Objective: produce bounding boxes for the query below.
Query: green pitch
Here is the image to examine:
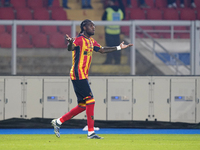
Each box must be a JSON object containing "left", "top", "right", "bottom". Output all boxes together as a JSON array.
[{"left": 0, "top": 134, "right": 200, "bottom": 150}]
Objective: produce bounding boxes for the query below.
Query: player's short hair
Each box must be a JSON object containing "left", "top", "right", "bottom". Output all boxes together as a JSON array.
[{"left": 80, "top": 19, "right": 93, "bottom": 34}]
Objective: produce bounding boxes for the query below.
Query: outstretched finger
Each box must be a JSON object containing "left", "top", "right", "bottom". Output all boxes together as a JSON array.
[{"left": 66, "top": 34, "right": 71, "bottom": 40}]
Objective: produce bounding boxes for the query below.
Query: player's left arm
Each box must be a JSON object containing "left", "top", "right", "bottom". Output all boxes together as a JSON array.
[
  {"left": 66, "top": 34, "right": 75, "bottom": 51},
  {"left": 98, "top": 41, "right": 133, "bottom": 54}
]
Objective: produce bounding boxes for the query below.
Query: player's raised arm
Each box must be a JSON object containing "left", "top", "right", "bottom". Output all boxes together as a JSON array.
[
  {"left": 66, "top": 34, "right": 75, "bottom": 51},
  {"left": 98, "top": 41, "right": 133, "bottom": 54}
]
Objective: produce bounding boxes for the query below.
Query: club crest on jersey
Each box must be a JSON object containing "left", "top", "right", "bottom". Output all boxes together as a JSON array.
[{"left": 84, "top": 51, "right": 92, "bottom": 56}]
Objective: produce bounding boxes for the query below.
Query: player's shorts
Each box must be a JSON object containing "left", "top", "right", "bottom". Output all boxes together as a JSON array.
[{"left": 71, "top": 79, "right": 93, "bottom": 104}]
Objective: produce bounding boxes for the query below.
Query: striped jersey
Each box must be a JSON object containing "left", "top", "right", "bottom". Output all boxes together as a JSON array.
[{"left": 70, "top": 34, "right": 102, "bottom": 80}]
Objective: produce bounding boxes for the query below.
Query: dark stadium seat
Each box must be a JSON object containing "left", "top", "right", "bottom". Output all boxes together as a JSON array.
[
  {"left": 32, "top": 33, "right": 49, "bottom": 48},
  {"left": 33, "top": 8, "right": 50, "bottom": 20},
  {"left": 0, "top": 8, "right": 15, "bottom": 20},
  {"left": 27, "top": 0, "right": 44, "bottom": 9},
  {"left": 146, "top": 9, "right": 163, "bottom": 20},
  {"left": 17, "top": 33, "right": 33, "bottom": 48},
  {"left": 16, "top": 8, "right": 33, "bottom": 20},
  {"left": 129, "top": 9, "right": 146, "bottom": 20},
  {"left": 51, "top": 8, "right": 67, "bottom": 20},
  {"left": 6, "top": 25, "right": 23, "bottom": 34},
  {"left": 155, "top": 0, "right": 167, "bottom": 8},
  {"left": 180, "top": 9, "right": 196, "bottom": 20},
  {"left": 163, "top": 9, "right": 179, "bottom": 20},
  {"left": 24, "top": 25, "right": 40, "bottom": 35},
  {"left": 41, "top": 25, "right": 58, "bottom": 35},
  {"left": 0, "top": 32, "right": 11, "bottom": 48},
  {"left": 10, "top": 0, "right": 26, "bottom": 9},
  {"left": 49, "top": 32, "right": 67, "bottom": 48}
]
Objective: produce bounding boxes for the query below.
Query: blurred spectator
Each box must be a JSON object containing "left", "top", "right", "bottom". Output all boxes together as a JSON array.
[
  {"left": 0, "top": 0, "right": 12, "bottom": 7},
  {"left": 167, "top": 0, "right": 196, "bottom": 8},
  {"left": 139, "top": 0, "right": 149, "bottom": 8},
  {"left": 127, "top": 0, "right": 132, "bottom": 8},
  {"left": 48, "top": 0, "right": 70, "bottom": 9},
  {"left": 102, "top": 0, "right": 124, "bottom": 64},
  {"left": 82, "top": 0, "right": 92, "bottom": 9},
  {"left": 124, "top": 0, "right": 149, "bottom": 8}
]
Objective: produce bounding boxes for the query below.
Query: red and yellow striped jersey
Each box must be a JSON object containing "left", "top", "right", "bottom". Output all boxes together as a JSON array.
[{"left": 70, "top": 34, "right": 102, "bottom": 80}]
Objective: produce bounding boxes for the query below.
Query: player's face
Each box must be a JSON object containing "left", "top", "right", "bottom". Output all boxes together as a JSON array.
[{"left": 85, "top": 22, "right": 95, "bottom": 36}]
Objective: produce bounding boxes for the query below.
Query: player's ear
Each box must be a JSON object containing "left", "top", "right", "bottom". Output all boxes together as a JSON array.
[{"left": 83, "top": 26, "right": 86, "bottom": 31}]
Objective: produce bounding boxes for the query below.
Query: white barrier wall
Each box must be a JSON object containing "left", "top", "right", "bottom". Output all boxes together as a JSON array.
[{"left": 0, "top": 76, "right": 199, "bottom": 123}]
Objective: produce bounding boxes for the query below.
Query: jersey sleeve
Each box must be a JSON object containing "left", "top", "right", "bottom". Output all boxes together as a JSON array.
[
  {"left": 73, "top": 37, "right": 82, "bottom": 47},
  {"left": 93, "top": 39, "right": 102, "bottom": 52}
]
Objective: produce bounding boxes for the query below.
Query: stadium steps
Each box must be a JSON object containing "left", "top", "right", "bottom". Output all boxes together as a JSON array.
[
  {"left": 134, "top": 39, "right": 176, "bottom": 75},
  {"left": 0, "top": 48, "right": 72, "bottom": 75}
]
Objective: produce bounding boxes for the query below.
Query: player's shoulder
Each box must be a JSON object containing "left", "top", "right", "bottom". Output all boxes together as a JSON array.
[
  {"left": 74, "top": 34, "right": 83, "bottom": 41},
  {"left": 90, "top": 37, "right": 96, "bottom": 42}
]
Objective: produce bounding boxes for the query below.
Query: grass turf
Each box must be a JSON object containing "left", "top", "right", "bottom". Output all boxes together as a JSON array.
[{"left": 0, "top": 134, "right": 200, "bottom": 150}]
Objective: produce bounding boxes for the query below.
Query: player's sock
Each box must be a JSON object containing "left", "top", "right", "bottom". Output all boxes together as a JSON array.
[
  {"left": 88, "top": 131, "right": 95, "bottom": 136},
  {"left": 58, "top": 103, "right": 86, "bottom": 124},
  {"left": 86, "top": 98, "right": 95, "bottom": 134}
]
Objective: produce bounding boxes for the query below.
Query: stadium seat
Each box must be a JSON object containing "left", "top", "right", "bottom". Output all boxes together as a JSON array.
[
  {"left": 59, "top": 26, "right": 71, "bottom": 35},
  {"left": 137, "top": 26, "right": 153, "bottom": 30},
  {"left": 145, "top": 0, "right": 155, "bottom": 8},
  {"left": 47, "top": 0, "right": 61, "bottom": 8},
  {"left": 6, "top": 25, "right": 23, "bottom": 34},
  {"left": 17, "top": 33, "right": 33, "bottom": 48},
  {"left": 197, "top": 10, "right": 200, "bottom": 20},
  {"left": 130, "top": 0, "right": 138, "bottom": 8},
  {"left": 121, "top": 26, "right": 130, "bottom": 36},
  {"left": 24, "top": 25, "right": 41, "bottom": 35},
  {"left": 0, "top": 32, "right": 11, "bottom": 48},
  {"left": 146, "top": 33, "right": 160, "bottom": 38},
  {"left": 51, "top": 8, "right": 67, "bottom": 20},
  {"left": 174, "top": 26, "right": 188, "bottom": 30},
  {"left": 163, "top": 9, "right": 179, "bottom": 20},
  {"left": 16, "top": 8, "right": 33, "bottom": 20},
  {"left": 33, "top": 8, "right": 50, "bottom": 20},
  {"left": 174, "top": 33, "right": 190, "bottom": 39},
  {"left": 49, "top": 32, "right": 67, "bottom": 48},
  {"left": 159, "top": 33, "right": 171, "bottom": 39},
  {"left": 194, "top": 0, "right": 200, "bottom": 8},
  {"left": 155, "top": 0, "right": 167, "bottom": 8},
  {"left": 0, "top": 8, "right": 15, "bottom": 20},
  {"left": 0, "top": 25, "right": 6, "bottom": 34},
  {"left": 32, "top": 33, "right": 49, "bottom": 48},
  {"left": 10, "top": 0, "right": 26, "bottom": 9},
  {"left": 41, "top": 26, "right": 58, "bottom": 35},
  {"left": 154, "top": 26, "right": 170, "bottom": 30},
  {"left": 180, "top": 9, "right": 196, "bottom": 20},
  {"left": 27, "top": 0, "right": 44, "bottom": 9},
  {"left": 129, "top": 9, "right": 146, "bottom": 20},
  {"left": 146, "top": 9, "right": 163, "bottom": 20}
]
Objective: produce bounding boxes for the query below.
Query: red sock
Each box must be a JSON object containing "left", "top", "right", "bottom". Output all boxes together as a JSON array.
[
  {"left": 60, "top": 104, "right": 86, "bottom": 123},
  {"left": 86, "top": 98, "right": 95, "bottom": 132}
]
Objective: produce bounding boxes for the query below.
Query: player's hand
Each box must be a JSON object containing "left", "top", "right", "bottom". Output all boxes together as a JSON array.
[
  {"left": 66, "top": 34, "right": 74, "bottom": 43},
  {"left": 120, "top": 41, "right": 133, "bottom": 49}
]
